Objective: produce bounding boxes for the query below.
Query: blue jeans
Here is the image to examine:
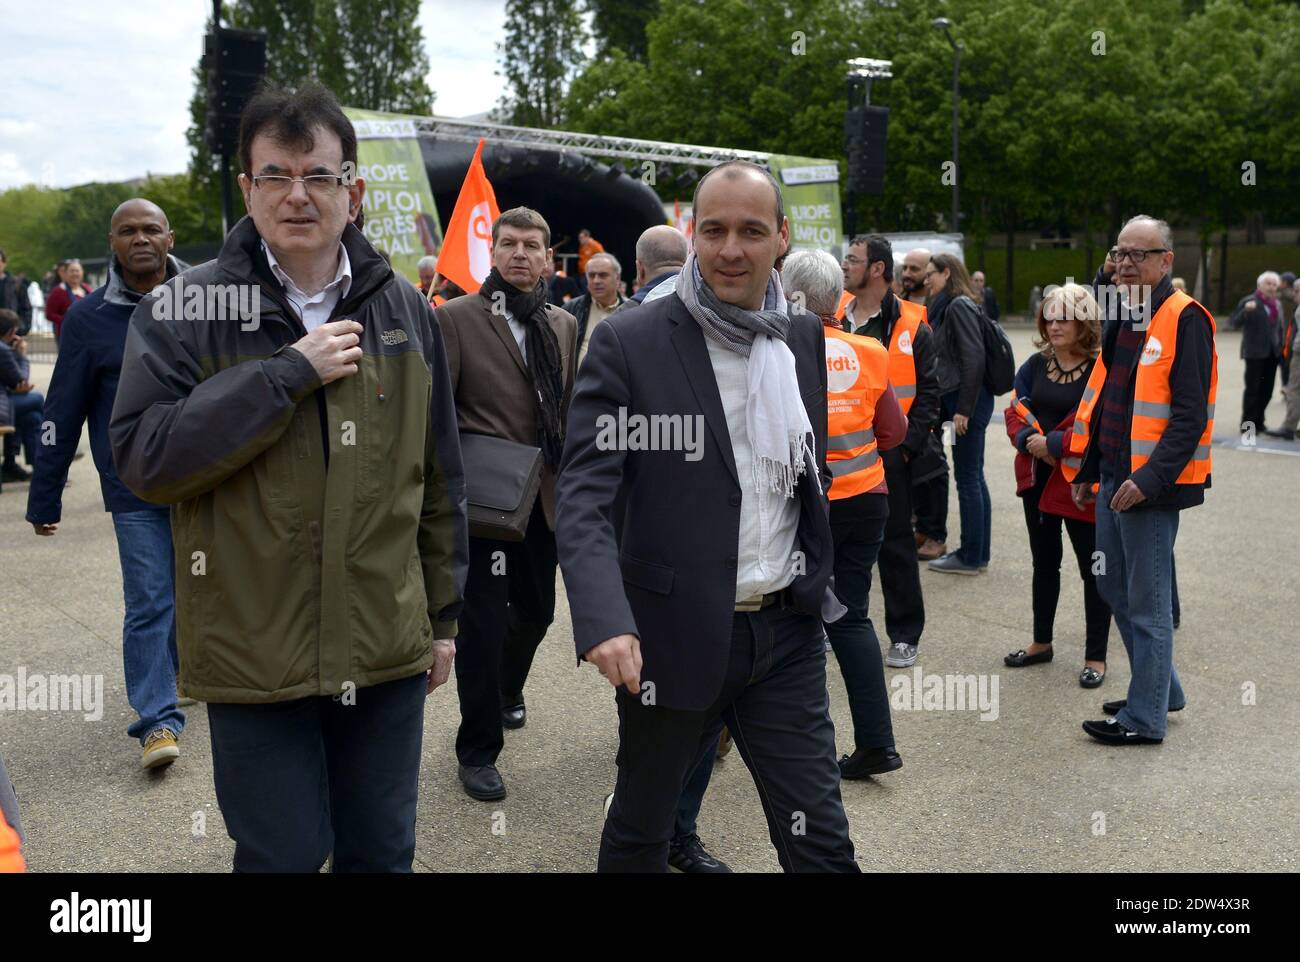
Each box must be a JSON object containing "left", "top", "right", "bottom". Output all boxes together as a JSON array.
[
  {"left": 112, "top": 510, "right": 184, "bottom": 744},
  {"left": 1094, "top": 473, "right": 1186, "bottom": 739},
  {"left": 943, "top": 387, "right": 994, "bottom": 567},
  {"left": 3, "top": 390, "right": 43, "bottom": 466}
]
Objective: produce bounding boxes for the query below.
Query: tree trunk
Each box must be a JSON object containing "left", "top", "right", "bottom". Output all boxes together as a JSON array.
[
  {"left": 1005, "top": 212, "right": 1016, "bottom": 315},
  {"left": 1218, "top": 230, "right": 1230, "bottom": 313}
]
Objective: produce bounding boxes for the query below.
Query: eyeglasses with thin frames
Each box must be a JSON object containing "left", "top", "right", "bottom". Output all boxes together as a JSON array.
[{"left": 251, "top": 174, "right": 349, "bottom": 197}]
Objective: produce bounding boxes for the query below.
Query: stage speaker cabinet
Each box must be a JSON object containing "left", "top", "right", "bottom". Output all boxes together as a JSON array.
[
  {"left": 845, "top": 105, "right": 889, "bottom": 195},
  {"left": 203, "top": 27, "right": 268, "bottom": 156}
]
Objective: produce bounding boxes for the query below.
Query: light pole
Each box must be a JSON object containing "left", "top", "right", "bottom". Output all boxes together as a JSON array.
[{"left": 932, "top": 17, "right": 961, "bottom": 234}]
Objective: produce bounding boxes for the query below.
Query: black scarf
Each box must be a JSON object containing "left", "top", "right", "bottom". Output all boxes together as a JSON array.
[{"left": 479, "top": 268, "right": 566, "bottom": 469}]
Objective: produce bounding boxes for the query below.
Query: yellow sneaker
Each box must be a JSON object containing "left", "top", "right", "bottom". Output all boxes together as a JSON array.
[{"left": 141, "top": 729, "right": 180, "bottom": 770}]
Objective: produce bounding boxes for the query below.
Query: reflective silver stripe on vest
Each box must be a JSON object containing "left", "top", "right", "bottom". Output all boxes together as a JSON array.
[
  {"left": 894, "top": 384, "right": 917, "bottom": 399},
  {"left": 1082, "top": 385, "right": 1097, "bottom": 403},
  {"left": 1073, "top": 420, "right": 1087, "bottom": 436},
  {"left": 1132, "top": 400, "right": 1216, "bottom": 420},
  {"left": 1132, "top": 400, "right": 1172, "bottom": 419},
  {"left": 1062, "top": 457, "right": 1082, "bottom": 470},
  {"left": 829, "top": 448, "right": 881, "bottom": 476},
  {"left": 1131, "top": 440, "right": 1211, "bottom": 461},
  {"left": 828, "top": 428, "right": 876, "bottom": 452}
]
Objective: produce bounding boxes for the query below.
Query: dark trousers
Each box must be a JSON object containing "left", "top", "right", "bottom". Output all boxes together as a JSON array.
[
  {"left": 826, "top": 494, "right": 894, "bottom": 751},
  {"left": 1241, "top": 356, "right": 1278, "bottom": 431},
  {"left": 912, "top": 426, "right": 949, "bottom": 542},
  {"left": 673, "top": 714, "right": 727, "bottom": 844},
  {"left": 455, "top": 502, "right": 557, "bottom": 766},
  {"left": 1022, "top": 473, "right": 1111, "bottom": 663},
  {"left": 877, "top": 447, "right": 925, "bottom": 647},
  {"left": 600, "top": 604, "right": 858, "bottom": 873},
  {"left": 206, "top": 673, "right": 427, "bottom": 873}
]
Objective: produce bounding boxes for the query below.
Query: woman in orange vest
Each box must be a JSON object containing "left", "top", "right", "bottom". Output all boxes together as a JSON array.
[
  {"left": 783, "top": 251, "right": 909, "bottom": 780},
  {"left": 1002, "top": 284, "right": 1111, "bottom": 688}
]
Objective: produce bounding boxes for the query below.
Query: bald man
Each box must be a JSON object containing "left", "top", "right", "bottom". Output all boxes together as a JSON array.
[
  {"left": 26, "top": 198, "right": 191, "bottom": 771},
  {"left": 617, "top": 224, "right": 689, "bottom": 311},
  {"left": 899, "top": 248, "right": 931, "bottom": 305}
]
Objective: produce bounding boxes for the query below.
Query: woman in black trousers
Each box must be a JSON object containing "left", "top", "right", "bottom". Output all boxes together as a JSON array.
[{"left": 1002, "top": 284, "right": 1111, "bottom": 687}]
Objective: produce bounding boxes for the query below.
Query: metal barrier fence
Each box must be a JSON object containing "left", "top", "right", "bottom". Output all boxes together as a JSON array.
[{"left": 25, "top": 332, "right": 59, "bottom": 365}]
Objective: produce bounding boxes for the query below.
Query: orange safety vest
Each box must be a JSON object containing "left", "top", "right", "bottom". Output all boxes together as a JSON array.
[
  {"left": 0, "top": 808, "right": 24, "bottom": 873},
  {"left": 836, "top": 295, "right": 928, "bottom": 416},
  {"left": 824, "top": 325, "right": 890, "bottom": 499},
  {"left": 1062, "top": 290, "right": 1218, "bottom": 485}
]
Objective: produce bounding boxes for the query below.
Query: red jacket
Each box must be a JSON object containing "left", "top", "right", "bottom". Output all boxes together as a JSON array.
[
  {"left": 1004, "top": 403, "right": 1094, "bottom": 523},
  {"left": 45, "top": 283, "right": 93, "bottom": 335}
]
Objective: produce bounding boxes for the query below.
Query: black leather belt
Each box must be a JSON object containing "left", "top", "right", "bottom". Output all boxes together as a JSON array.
[{"left": 735, "top": 587, "right": 795, "bottom": 612}]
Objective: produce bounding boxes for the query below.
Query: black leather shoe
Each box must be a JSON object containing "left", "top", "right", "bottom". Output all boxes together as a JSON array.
[
  {"left": 839, "top": 746, "right": 903, "bottom": 779},
  {"left": 1, "top": 464, "right": 32, "bottom": 483},
  {"left": 1102, "top": 699, "right": 1185, "bottom": 716},
  {"left": 502, "top": 701, "right": 526, "bottom": 730},
  {"left": 1004, "top": 647, "right": 1053, "bottom": 667},
  {"left": 1078, "top": 667, "right": 1105, "bottom": 689},
  {"left": 667, "top": 835, "right": 732, "bottom": 873},
  {"left": 458, "top": 763, "right": 507, "bottom": 801},
  {"left": 1082, "top": 718, "right": 1162, "bottom": 745}
]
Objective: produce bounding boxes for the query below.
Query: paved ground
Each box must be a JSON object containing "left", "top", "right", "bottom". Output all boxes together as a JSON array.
[{"left": 1, "top": 326, "right": 1296, "bottom": 873}]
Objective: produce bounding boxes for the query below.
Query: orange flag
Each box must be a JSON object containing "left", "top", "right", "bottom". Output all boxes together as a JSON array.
[{"left": 436, "top": 138, "right": 500, "bottom": 294}]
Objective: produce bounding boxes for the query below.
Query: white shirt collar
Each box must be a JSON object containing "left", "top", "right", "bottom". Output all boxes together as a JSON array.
[{"left": 262, "top": 240, "right": 352, "bottom": 302}]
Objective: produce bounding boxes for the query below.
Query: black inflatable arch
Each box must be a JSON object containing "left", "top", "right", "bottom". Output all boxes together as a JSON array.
[{"left": 419, "top": 137, "right": 668, "bottom": 282}]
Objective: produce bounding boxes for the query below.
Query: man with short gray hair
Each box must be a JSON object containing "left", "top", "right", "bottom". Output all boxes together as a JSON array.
[
  {"left": 780, "top": 249, "right": 843, "bottom": 321},
  {"left": 416, "top": 255, "right": 439, "bottom": 301},
  {"left": 568, "top": 251, "right": 626, "bottom": 363}
]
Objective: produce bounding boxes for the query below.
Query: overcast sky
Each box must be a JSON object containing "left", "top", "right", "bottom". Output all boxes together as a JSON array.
[{"left": 0, "top": 0, "right": 509, "bottom": 190}]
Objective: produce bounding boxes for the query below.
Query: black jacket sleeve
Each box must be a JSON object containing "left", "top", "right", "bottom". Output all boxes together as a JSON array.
[
  {"left": 25, "top": 306, "right": 94, "bottom": 525},
  {"left": 1129, "top": 304, "right": 1214, "bottom": 499},
  {"left": 902, "top": 319, "right": 941, "bottom": 455},
  {"left": 418, "top": 310, "right": 469, "bottom": 639},
  {"left": 948, "top": 296, "right": 986, "bottom": 416},
  {"left": 555, "top": 317, "right": 639, "bottom": 659},
  {"left": 0, "top": 343, "right": 22, "bottom": 389}
]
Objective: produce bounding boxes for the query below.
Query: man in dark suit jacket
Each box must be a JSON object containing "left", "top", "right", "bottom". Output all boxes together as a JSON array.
[
  {"left": 557, "top": 162, "right": 858, "bottom": 872},
  {"left": 434, "top": 207, "right": 577, "bottom": 802}
]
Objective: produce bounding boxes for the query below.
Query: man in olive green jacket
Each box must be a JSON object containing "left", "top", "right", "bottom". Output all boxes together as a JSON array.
[{"left": 110, "top": 83, "right": 467, "bottom": 872}]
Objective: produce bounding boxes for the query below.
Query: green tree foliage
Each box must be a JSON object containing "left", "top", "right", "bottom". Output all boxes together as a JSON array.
[
  {"left": 588, "top": 0, "right": 660, "bottom": 60},
  {"left": 496, "top": 0, "right": 589, "bottom": 127},
  {"left": 561, "top": 0, "right": 1299, "bottom": 259},
  {"left": 185, "top": 0, "right": 434, "bottom": 231}
]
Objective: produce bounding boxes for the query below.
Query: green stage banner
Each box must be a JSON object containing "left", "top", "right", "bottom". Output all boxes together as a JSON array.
[
  {"left": 767, "top": 154, "right": 843, "bottom": 253},
  {"left": 343, "top": 107, "right": 442, "bottom": 281}
]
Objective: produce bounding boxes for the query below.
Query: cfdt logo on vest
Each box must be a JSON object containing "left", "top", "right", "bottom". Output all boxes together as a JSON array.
[{"left": 825, "top": 339, "right": 861, "bottom": 392}]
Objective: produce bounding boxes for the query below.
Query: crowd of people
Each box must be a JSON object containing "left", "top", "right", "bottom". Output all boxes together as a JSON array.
[{"left": 0, "top": 78, "right": 1238, "bottom": 874}]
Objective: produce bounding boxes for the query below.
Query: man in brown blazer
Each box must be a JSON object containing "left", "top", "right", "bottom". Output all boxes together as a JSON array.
[{"left": 433, "top": 207, "right": 577, "bottom": 801}]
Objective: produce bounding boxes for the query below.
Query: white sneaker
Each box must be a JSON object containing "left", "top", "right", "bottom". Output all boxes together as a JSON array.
[{"left": 886, "top": 642, "right": 918, "bottom": 668}]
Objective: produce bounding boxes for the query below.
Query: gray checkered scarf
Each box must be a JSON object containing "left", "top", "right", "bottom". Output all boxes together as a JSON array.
[{"left": 676, "top": 253, "right": 812, "bottom": 497}]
